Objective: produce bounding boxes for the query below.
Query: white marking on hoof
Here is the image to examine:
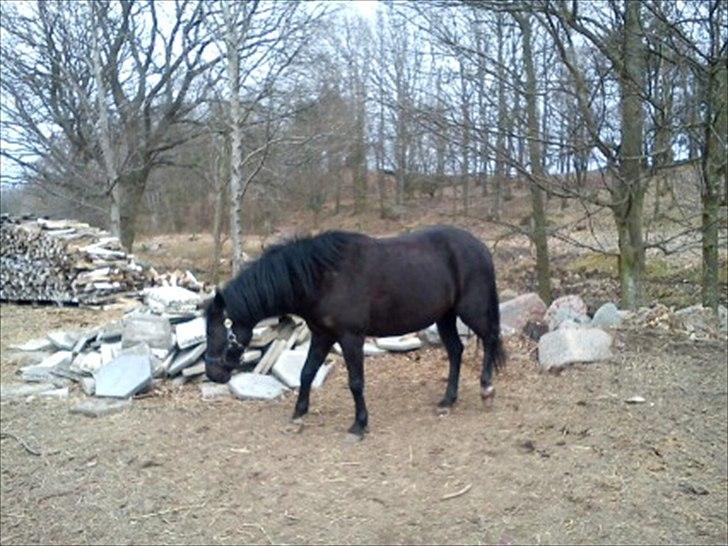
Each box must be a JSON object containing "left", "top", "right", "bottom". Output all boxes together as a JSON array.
[{"left": 481, "top": 385, "right": 495, "bottom": 399}]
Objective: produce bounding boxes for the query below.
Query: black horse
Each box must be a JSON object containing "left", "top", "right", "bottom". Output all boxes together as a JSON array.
[{"left": 204, "top": 225, "right": 505, "bottom": 437}]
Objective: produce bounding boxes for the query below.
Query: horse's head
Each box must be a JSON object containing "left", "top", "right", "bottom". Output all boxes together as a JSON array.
[{"left": 203, "top": 290, "right": 253, "bottom": 383}]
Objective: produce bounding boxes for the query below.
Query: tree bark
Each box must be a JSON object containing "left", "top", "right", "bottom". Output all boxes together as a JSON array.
[
  {"left": 517, "top": 13, "right": 553, "bottom": 304},
  {"left": 701, "top": 9, "right": 727, "bottom": 310},
  {"left": 110, "top": 169, "right": 148, "bottom": 252},
  {"left": 615, "top": 1, "right": 647, "bottom": 309}
]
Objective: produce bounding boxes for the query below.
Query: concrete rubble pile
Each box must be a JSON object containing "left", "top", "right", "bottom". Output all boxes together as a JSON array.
[{"left": 0, "top": 214, "right": 205, "bottom": 304}]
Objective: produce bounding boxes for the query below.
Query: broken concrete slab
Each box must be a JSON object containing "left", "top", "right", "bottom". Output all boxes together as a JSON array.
[
  {"left": 500, "top": 292, "right": 548, "bottom": 331},
  {"left": 70, "top": 351, "right": 103, "bottom": 374},
  {"left": 121, "top": 314, "right": 173, "bottom": 350},
  {"left": 250, "top": 325, "right": 278, "bottom": 348},
  {"left": 167, "top": 343, "right": 206, "bottom": 377},
  {"left": 456, "top": 318, "right": 472, "bottom": 336},
  {"left": 182, "top": 362, "right": 205, "bottom": 378},
  {"left": 70, "top": 398, "right": 131, "bottom": 418},
  {"left": 271, "top": 349, "right": 333, "bottom": 389},
  {"left": 175, "top": 316, "right": 206, "bottom": 350},
  {"left": 47, "top": 330, "right": 82, "bottom": 350},
  {"left": 200, "top": 383, "right": 231, "bottom": 400},
  {"left": 96, "top": 321, "right": 123, "bottom": 342},
  {"left": 375, "top": 335, "right": 423, "bottom": 352},
  {"left": 94, "top": 351, "right": 152, "bottom": 398},
  {"left": 228, "top": 373, "right": 288, "bottom": 400},
  {"left": 37, "top": 350, "right": 73, "bottom": 370},
  {"left": 1, "top": 382, "right": 58, "bottom": 400},
  {"left": 419, "top": 324, "right": 441, "bottom": 345},
  {"left": 100, "top": 342, "right": 122, "bottom": 365},
  {"left": 538, "top": 328, "right": 613, "bottom": 371},
  {"left": 81, "top": 377, "right": 95, "bottom": 396},
  {"left": 20, "top": 364, "right": 58, "bottom": 383},
  {"left": 242, "top": 349, "right": 262, "bottom": 364},
  {"left": 9, "top": 338, "right": 54, "bottom": 352},
  {"left": 144, "top": 286, "right": 201, "bottom": 314}
]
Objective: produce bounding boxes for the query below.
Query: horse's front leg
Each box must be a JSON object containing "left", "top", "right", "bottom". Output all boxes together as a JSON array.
[
  {"left": 338, "top": 333, "right": 368, "bottom": 437},
  {"left": 292, "top": 333, "right": 335, "bottom": 421}
]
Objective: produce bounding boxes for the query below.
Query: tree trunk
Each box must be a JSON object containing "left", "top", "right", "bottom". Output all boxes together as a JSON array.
[
  {"left": 224, "top": 3, "right": 245, "bottom": 275},
  {"left": 701, "top": 17, "right": 727, "bottom": 310},
  {"left": 492, "top": 16, "right": 506, "bottom": 220},
  {"left": 110, "top": 169, "right": 148, "bottom": 252},
  {"left": 517, "top": 13, "right": 553, "bottom": 304},
  {"left": 615, "top": 0, "right": 646, "bottom": 309}
]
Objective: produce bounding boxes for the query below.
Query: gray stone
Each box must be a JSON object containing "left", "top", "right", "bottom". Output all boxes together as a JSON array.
[
  {"left": 167, "top": 343, "right": 207, "bottom": 376},
  {"left": 96, "top": 322, "right": 123, "bottom": 342},
  {"left": 591, "top": 303, "right": 623, "bottom": 329},
  {"left": 144, "top": 286, "right": 201, "bottom": 314},
  {"left": 70, "top": 351, "right": 103, "bottom": 374},
  {"left": 557, "top": 318, "right": 588, "bottom": 330},
  {"left": 271, "top": 349, "right": 332, "bottom": 389},
  {"left": 550, "top": 307, "right": 591, "bottom": 330},
  {"left": 375, "top": 335, "right": 422, "bottom": 352},
  {"left": 154, "top": 351, "right": 176, "bottom": 378},
  {"left": 545, "top": 295, "right": 589, "bottom": 331},
  {"left": 200, "top": 383, "right": 232, "bottom": 400},
  {"left": 182, "top": 362, "right": 205, "bottom": 377},
  {"left": 175, "top": 317, "right": 206, "bottom": 349},
  {"left": 94, "top": 351, "right": 152, "bottom": 398},
  {"left": 625, "top": 396, "right": 646, "bottom": 404},
  {"left": 500, "top": 293, "right": 547, "bottom": 331},
  {"left": 20, "top": 364, "right": 57, "bottom": 383},
  {"left": 1, "top": 383, "right": 57, "bottom": 400},
  {"left": 9, "top": 338, "right": 54, "bottom": 352},
  {"left": 81, "top": 377, "right": 96, "bottom": 396},
  {"left": 228, "top": 373, "right": 288, "bottom": 400},
  {"left": 538, "top": 328, "right": 613, "bottom": 371},
  {"left": 47, "top": 330, "right": 82, "bottom": 350},
  {"left": 122, "top": 314, "right": 173, "bottom": 350},
  {"left": 70, "top": 398, "right": 131, "bottom": 418}
]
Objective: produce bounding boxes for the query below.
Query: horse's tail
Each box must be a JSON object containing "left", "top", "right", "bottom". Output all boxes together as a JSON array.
[{"left": 486, "top": 265, "right": 506, "bottom": 372}]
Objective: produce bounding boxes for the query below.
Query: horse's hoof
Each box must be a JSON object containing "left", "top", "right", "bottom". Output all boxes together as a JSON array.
[
  {"left": 343, "top": 432, "right": 364, "bottom": 444},
  {"left": 435, "top": 406, "right": 450, "bottom": 416},
  {"left": 481, "top": 386, "right": 495, "bottom": 410},
  {"left": 284, "top": 419, "right": 304, "bottom": 434}
]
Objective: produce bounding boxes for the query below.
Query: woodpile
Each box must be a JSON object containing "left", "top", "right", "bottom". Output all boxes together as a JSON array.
[{"left": 0, "top": 214, "right": 206, "bottom": 304}]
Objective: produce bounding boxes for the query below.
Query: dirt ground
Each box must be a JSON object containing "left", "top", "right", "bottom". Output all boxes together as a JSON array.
[{"left": 1, "top": 303, "right": 726, "bottom": 545}]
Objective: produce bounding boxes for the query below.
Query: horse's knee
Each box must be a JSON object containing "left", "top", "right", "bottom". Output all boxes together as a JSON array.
[{"left": 348, "top": 377, "right": 363, "bottom": 395}]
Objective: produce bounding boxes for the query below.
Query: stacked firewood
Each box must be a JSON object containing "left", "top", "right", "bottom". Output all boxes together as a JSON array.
[{"left": 0, "top": 215, "right": 207, "bottom": 304}]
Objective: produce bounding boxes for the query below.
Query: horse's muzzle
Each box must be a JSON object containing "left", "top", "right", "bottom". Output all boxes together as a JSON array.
[{"left": 205, "top": 360, "right": 232, "bottom": 384}]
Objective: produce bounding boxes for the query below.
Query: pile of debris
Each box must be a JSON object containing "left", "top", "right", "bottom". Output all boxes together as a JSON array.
[
  {"left": 4, "top": 285, "right": 452, "bottom": 412},
  {"left": 0, "top": 215, "right": 205, "bottom": 305}
]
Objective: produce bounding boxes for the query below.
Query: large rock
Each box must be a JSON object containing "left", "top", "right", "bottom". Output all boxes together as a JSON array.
[
  {"left": 228, "top": 373, "right": 288, "bottom": 400},
  {"left": 100, "top": 342, "right": 122, "bottom": 365},
  {"left": 70, "top": 398, "right": 131, "bottom": 418},
  {"left": 499, "top": 293, "right": 547, "bottom": 331},
  {"left": 94, "top": 349, "right": 152, "bottom": 398},
  {"left": 144, "top": 286, "right": 201, "bottom": 314},
  {"left": 538, "top": 328, "right": 613, "bottom": 371},
  {"left": 375, "top": 335, "right": 423, "bottom": 352},
  {"left": 591, "top": 303, "right": 623, "bottom": 329},
  {"left": 167, "top": 343, "right": 206, "bottom": 376},
  {"left": 121, "top": 314, "right": 173, "bottom": 350},
  {"left": 544, "top": 295, "right": 589, "bottom": 331},
  {"left": 271, "top": 349, "right": 332, "bottom": 389},
  {"left": 419, "top": 324, "right": 441, "bottom": 345},
  {"left": 175, "top": 316, "right": 206, "bottom": 350}
]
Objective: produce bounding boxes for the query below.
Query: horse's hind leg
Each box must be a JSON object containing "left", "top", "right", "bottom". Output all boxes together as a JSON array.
[
  {"left": 292, "top": 333, "right": 335, "bottom": 421},
  {"left": 338, "top": 333, "right": 368, "bottom": 437},
  {"left": 436, "top": 310, "right": 464, "bottom": 408},
  {"left": 457, "top": 306, "right": 502, "bottom": 406}
]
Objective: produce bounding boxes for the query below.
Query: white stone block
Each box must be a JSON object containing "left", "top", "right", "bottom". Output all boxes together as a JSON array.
[
  {"left": 175, "top": 317, "right": 207, "bottom": 350},
  {"left": 228, "top": 373, "right": 288, "bottom": 400}
]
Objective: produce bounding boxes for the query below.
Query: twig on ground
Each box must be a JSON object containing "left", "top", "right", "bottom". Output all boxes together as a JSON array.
[
  {"left": 441, "top": 483, "right": 472, "bottom": 501},
  {"left": 0, "top": 431, "right": 42, "bottom": 456}
]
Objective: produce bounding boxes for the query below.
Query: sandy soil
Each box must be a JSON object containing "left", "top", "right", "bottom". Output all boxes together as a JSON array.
[{"left": 1, "top": 303, "right": 726, "bottom": 545}]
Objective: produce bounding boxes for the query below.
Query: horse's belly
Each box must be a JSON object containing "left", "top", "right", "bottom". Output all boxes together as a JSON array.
[{"left": 366, "top": 274, "right": 454, "bottom": 336}]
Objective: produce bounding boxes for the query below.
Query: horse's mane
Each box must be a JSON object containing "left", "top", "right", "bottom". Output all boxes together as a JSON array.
[{"left": 222, "top": 231, "right": 361, "bottom": 322}]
